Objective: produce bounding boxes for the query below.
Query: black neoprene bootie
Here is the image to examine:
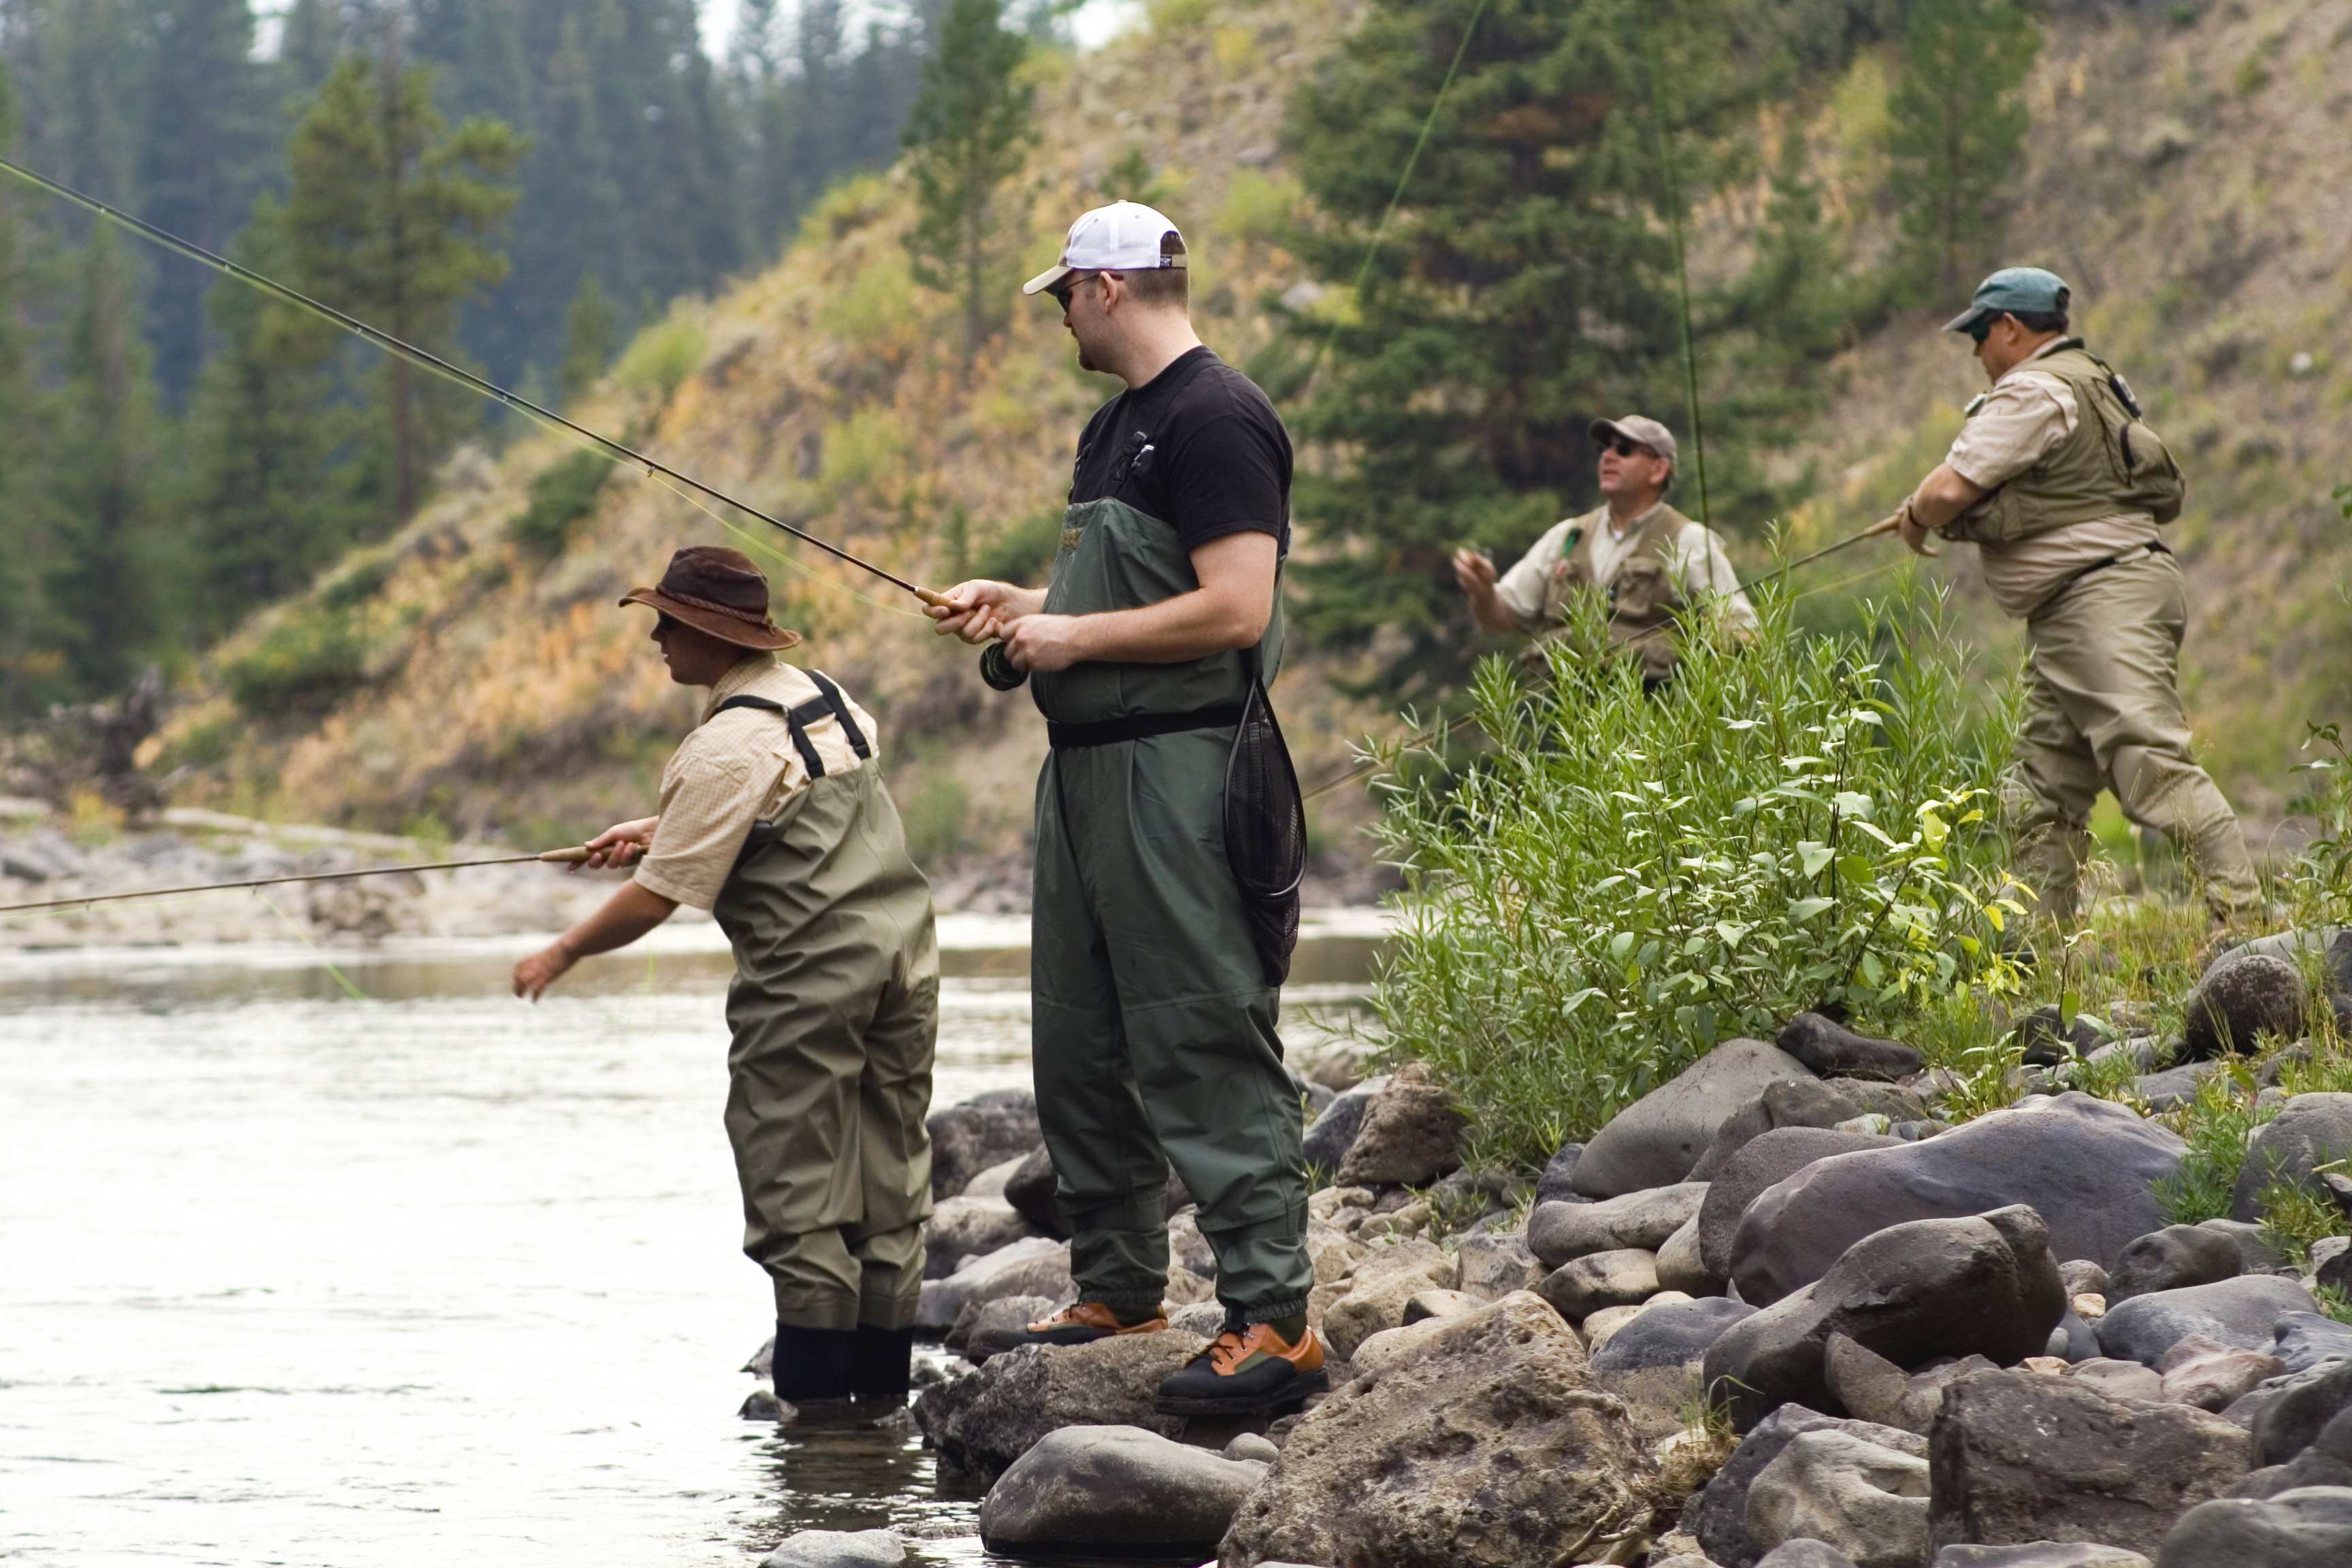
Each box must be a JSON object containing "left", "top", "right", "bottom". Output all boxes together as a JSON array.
[
  {"left": 845, "top": 1324, "right": 916, "bottom": 1405},
  {"left": 770, "top": 1322, "right": 853, "bottom": 1403}
]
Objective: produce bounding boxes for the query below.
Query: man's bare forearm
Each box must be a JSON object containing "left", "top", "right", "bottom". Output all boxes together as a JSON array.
[
  {"left": 1906, "top": 463, "right": 1987, "bottom": 533},
  {"left": 557, "top": 881, "right": 679, "bottom": 960}
]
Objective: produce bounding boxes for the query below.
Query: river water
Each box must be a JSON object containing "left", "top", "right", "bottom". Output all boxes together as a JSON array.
[{"left": 0, "top": 913, "right": 1380, "bottom": 1567}]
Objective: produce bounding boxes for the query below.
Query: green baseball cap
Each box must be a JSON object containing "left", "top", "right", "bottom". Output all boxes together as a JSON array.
[{"left": 1942, "top": 266, "right": 2072, "bottom": 335}]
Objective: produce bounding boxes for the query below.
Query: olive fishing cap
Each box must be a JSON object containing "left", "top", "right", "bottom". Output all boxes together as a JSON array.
[
  {"left": 1944, "top": 267, "right": 2072, "bottom": 334},
  {"left": 619, "top": 545, "right": 803, "bottom": 651}
]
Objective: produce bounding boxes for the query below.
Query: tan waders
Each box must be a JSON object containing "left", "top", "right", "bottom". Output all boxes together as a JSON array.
[
  {"left": 709, "top": 680, "right": 938, "bottom": 1399},
  {"left": 2006, "top": 549, "right": 2259, "bottom": 923},
  {"left": 1028, "top": 496, "right": 1316, "bottom": 1328}
]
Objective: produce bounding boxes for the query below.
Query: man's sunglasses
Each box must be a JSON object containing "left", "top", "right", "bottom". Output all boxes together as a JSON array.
[
  {"left": 1598, "top": 437, "right": 1654, "bottom": 459},
  {"left": 1046, "top": 272, "right": 1100, "bottom": 310}
]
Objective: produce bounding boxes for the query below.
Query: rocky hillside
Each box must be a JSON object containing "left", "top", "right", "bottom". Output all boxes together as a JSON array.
[{"left": 154, "top": 0, "right": 2352, "bottom": 889}]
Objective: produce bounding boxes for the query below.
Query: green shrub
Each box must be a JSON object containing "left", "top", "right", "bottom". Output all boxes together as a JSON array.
[
  {"left": 1367, "top": 579, "right": 2021, "bottom": 1170},
  {"left": 220, "top": 610, "right": 370, "bottom": 717},
  {"left": 969, "top": 510, "right": 1065, "bottom": 587},
  {"left": 507, "top": 450, "right": 614, "bottom": 560},
  {"left": 899, "top": 768, "right": 971, "bottom": 868}
]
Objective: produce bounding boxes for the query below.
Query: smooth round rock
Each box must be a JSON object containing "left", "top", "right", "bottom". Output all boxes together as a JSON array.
[
  {"left": 760, "top": 1528, "right": 906, "bottom": 1568},
  {"left": 1573, "top": 1037, "right": 1816, "bottom": 1199},
  {"left": 977, "top": 1424, "right": 1266, "bottom": 1560},
  {"left": 2095, "top": 1275, "right": 2321, "bottom": 1368},
  {"left": 2231, "top": 1094, "right": 2352, "bottom": 1224}
]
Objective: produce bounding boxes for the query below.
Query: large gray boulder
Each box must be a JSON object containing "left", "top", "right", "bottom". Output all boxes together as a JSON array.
[
  {"left": 915, "top": 1236, "right": 1073, "bottom": 1331},
  {"left": 2094, "top": 1275, "right": 2321, "bottom": 1367},
  {"left": 1689, "top": 1077, "right": 1898, "bottom": 1181},
  {"left": 911, "top": 1330, "right": 1208, "bottom": 1481},
  {"left": 978, "top": 1424, "right": 1266, "bottom": 1562},
  {"left": 2183, "top": 954, "right": 2306, "bottom": 1060},
  {"left": 1699, "top": 1128, "right": 1904, "bottom": 1281},
  {"left": 2106, "top": 1224, "right": 2244, "bottom": 1301},
  {"left": 2153, "top": 1485, "right": 2352, "bottom": 1566},
  {"left": 759, "top": 1530, "right": 904, "bottom": 1567},
  {"left": 1688, "top": 1405, "right": 1927, "bottom": 1568},
  {"left": 1574, "top": 1036, "right": 1817, "bottom": 1198},
  {"left": 1337, "top": 1062, "right": 1467, "bottom": 1186},
  {"left": 1778, "top": 1012, "right": 1925, "bottom": 1082},
  {"left": 2253, "top": 1358, "right": 2352, "bottom": 1468},
  {"left": 1729, "top": 1094, "right": 2183, "bottom": 1307},
  {"left": 1302, "top": 1073, "right": 1390, "bottom": 1174},
  {"left": 926, "top": 1088, "right": 1041, "bottom": 1200},
  {"left": 2231, "top": 1094, "right": 2352, "bottom": 1223},
  {"left": 1927, "top": 1368, "right": 2253, "bottom": 1556},
  {"left": 2232, "top": 1403, "right": 2352, "bottom": 1497},
  {"left": 1747, "top": 1427, "right": 1931, "bottom": 1568},
  {"left": 1216, "top": 1292, "right": 1656, "bottom": 1568},
  {"left": 1528, "top": 1181, "right": 1707, "bottom": 1268},
  {"left": 921, "top": 1195, "right": 1035, "bottom": 1279},
  {"left": 1703, "top": 1207, "right": 2065, "bottom": 1431},
  {"left": 2272, "top": 1312, "right": 2352, "bottom": 1374}
]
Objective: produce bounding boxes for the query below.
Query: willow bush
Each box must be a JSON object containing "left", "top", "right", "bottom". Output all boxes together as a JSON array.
[{"left": 1367, "top": 576, "right": 2023, "bottom": 1171}]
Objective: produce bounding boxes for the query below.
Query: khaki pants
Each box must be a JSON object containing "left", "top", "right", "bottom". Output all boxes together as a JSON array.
[{"left": 2006, "top": 550, "right": 2257, "bottom": 922}]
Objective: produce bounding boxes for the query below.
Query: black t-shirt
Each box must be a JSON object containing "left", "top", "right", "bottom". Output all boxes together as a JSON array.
[{"left": 1067, "top": 347, "right": 1292, "bottom": 554}]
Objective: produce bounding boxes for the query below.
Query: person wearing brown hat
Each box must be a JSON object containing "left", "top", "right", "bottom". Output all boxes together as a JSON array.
[
  {"left": 1452, "top": 414, "right": 1755, "bottom": 683},
  {"left": 511, "top": 545, "right": 938, "bottom": 1409}
]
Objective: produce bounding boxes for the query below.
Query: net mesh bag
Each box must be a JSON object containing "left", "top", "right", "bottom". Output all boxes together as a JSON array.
[{"left": 1224, "top": 669, "right": 1305, "bottom": 986}]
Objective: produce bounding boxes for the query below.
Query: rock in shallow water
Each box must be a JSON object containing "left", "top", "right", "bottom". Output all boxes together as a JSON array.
[
  {"left": 1926, "top": 1367, "right": 2253, "bottom": 1557},
  {"left": 912, "top": 1330, "right": 1207, "bottom": 1481},
  {"left": 1747, "top": 1426, "right": 1931, "bottom": 1568},
  {"left": 978, "top": 1424, "right": 1265, "bottom": 1561},
  {"left": 916, "top": 1236, "right": 1073, "bottom": 1332},
  {"left": 1704, "top": 1206, "right": 2065, "bottom": 1431},
  {"left": 2153, "top": 1484, "right": 2352, "bottom": 1567},
  {"left": 921, "top": 1195, "right": 1035, "bottom": 1279},
  {"left": 1215, "top": 1292, "right": 1655, "bottom": 1568},
  {"left": 2093, "top": 1275, "right": 2320, "bottom": 1367},
  {"left": 1932, "top": 1546, "right": 2152, "bottom": 1567},
  {"left": 1730, "top": 1094, "right": 2183, "bottom": 1308},
  {"left": 760, "top": 1528, "right": 906, "bottom": 1567},
  {"left": 1573, "top": 1036, "right": 1816, "bottom": 1199}
]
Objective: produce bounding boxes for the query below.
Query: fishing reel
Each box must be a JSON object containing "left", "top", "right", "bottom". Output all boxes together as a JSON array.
[{"left": 979, "top": 641, "right": 1028, "bottom": 691}]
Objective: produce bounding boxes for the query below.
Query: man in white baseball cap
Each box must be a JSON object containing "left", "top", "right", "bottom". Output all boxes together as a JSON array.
[
  {"left": 1453, "top": 412, "right": 1755, "bottom": 685},
  {"left": 930, "top": 199, "right": 1325, "bottom": 1417}
]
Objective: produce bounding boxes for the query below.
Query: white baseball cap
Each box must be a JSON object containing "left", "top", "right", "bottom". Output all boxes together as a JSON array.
[{"left": 1022, "top": 201, "right": 1188, "bottom": 296}]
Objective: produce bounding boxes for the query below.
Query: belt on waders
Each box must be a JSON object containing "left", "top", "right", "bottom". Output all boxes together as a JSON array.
[
  {"left": 717, "top": 670, "right": 872, "bottom": 866},
  {"left": 1045, "top": 704, "right": 1244, "bottom": 749},
  {"left": 2026, "top": 539, "right": 2172, "bottom": 618}
]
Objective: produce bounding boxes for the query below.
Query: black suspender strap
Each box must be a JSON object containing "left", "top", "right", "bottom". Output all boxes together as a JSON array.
[{"left": 711, "top": 670, "right": 870, "bottom": 781}]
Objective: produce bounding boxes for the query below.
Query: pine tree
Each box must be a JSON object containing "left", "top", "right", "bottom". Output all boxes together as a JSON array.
[
  {"left": 1886, "top": 0, "right": 2041, "bottom": 301},
  {"left": 137, "top": 0, "right": 280, "bottom": 401},
  {"left": 281, "top": 46, "right": 523, "bottom": 526},
  {"left": 278, "top": 0, "right": 347, "bottom": 98},
  {"left": 903, "top": 0, "right": 1034, "bottom": 369},
  {"left": 0, "top": 72, "right": 61, "bottom": 721},
  {"left": 182, "top": 195, "right": 349, "bottom": 636},
  {"left": 47, "top": 223, "right": 174, "bottom": 695}
]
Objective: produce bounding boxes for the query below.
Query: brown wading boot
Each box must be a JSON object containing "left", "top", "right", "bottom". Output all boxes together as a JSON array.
[
  {"left": 1152, "top": 1319, "right": 1326, "bottom": 1416},
  {"left": 973, "top": 1301, "right": 1168, "bottom": 1360}
]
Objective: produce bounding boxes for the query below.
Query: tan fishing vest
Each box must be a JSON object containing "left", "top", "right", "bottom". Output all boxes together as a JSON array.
[
  {"left": 1534, "top": 502, "right": 1693, "bottom": 683},
  {"left": 1946, "top": 342, "right": 2186, "bottom": 544}
]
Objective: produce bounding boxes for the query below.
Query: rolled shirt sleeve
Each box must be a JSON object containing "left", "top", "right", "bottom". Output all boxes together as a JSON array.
[
  {"left": 1943, "top": 372, "right": 2075, "bottom": 492},
  {"left": 1493, "top": 519, "right": 1579, "bottom": 630},
  {"left": 1670, "top": 523, "right": 1759, "bottom": 634},
  {"left": 633, "top": 747, "right": 774, "bottom": 911}
]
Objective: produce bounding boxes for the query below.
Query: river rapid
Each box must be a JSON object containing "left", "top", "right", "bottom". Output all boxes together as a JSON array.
[{"left": 0, "top": 915, "right": 1377, "bottom": 1567}]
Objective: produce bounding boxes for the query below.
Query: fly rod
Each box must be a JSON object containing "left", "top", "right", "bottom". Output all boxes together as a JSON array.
[
  {"left": 0, "top": 158, "right": 951, "bottom": 610},
  {"left": 1298, "top": 514, "right": 1904, "bottom": 803},
  {"left": 0, "top": 846, "right": 595, "bottom": 918}
]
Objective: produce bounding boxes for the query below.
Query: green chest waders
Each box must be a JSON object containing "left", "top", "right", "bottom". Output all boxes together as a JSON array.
[
  {"left": 1024, "top": 496, "right": 1316, "bottom": 1324},
  {"left": 705, "top": 672, "right": 939, "bottom": 1378}
]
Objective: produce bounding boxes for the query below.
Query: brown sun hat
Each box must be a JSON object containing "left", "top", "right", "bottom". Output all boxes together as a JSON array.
[{"left": 617, "top": 546, "right": 802, "bottom": 651}]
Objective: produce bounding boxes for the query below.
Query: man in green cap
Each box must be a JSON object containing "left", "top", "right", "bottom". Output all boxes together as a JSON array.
[
  {"left": 1876, "top": 266, "right": 2257, "bottom": 924},
  {"left": 512, "top": 545, "right": 938, "bottom": 1409},
  {"left": 927, "top": 200, "right": 1324, "bottom": 1416}
]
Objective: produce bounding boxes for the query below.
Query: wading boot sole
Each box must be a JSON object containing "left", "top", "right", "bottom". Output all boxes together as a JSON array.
[{"left": 1153, "top": 1364, "right": 1326, "bottom": 1417}]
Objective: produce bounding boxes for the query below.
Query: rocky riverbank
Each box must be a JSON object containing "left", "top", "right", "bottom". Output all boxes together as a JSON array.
[{"left": 744, "top": 942, "right": 2352, "bottom": 1568}]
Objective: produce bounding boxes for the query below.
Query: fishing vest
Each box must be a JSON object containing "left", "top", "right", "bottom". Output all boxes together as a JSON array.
[
  {"left": 706, "top": 670, "right": 932, "bottom": 996},
  {"left": 1535, "top": 502, "right": 1695, "bottom": 683},
  {"left": 1945, "top": 341, "right": 2187, "bottom": 545}
]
